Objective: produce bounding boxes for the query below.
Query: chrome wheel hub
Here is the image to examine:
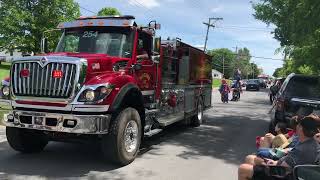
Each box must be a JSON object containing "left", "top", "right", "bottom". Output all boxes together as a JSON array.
[{"left": 124, "top": 120, "right": 139, "bottom": 153}]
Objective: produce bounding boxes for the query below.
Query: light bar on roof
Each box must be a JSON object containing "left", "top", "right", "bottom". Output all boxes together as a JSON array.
[{"left": 57, "top": 19, "right": 135, "bottom": 29}]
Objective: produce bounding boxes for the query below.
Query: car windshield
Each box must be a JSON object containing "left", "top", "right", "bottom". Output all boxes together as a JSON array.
[
  {"left": 55, "top": 27, "right": 134, "bottom": 58},
  {"left": 248, "top": 80, "right": 258, "bottom": 84},
  {"left": 286, "top": 76, "right": 320, "bottom": 99}
]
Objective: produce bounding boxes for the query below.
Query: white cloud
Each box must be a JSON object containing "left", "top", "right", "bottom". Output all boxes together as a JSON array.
[
  {"left": 128, "top": 0, "right": 160, "bottom": 9},
  {"left": 210, "top": 5, "right": 223, "bottom": 13}
]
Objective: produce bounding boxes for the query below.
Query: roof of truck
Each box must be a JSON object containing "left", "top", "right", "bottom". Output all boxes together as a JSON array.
[{"left": 57, "top": 15, "right": 137, "bottom": 29}]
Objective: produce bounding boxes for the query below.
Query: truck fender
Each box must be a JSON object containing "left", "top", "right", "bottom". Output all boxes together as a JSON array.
[{"left": 109, "top": 83, "right": 145, "bottom": 122}]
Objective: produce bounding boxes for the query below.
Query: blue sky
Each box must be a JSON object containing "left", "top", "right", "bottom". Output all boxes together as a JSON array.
[{"left": 75, "top": 0, "right": 284, "bottom": 75}]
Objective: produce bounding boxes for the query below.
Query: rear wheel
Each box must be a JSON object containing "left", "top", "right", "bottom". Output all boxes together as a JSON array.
[
  {"left": 6, "top": 127, "right": 48, "bottom": 153},
  {"left": 101, "top": 107, "right": 142, "bottom": 166},
  {"left": 191, "top": 98, "right": 204, "bottom": 127}
]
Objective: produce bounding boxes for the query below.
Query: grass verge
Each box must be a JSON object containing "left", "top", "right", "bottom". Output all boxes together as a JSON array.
[
  {"left": 0, "top": 62, "right": 10, "bottom": 123},
  {"left": 0, "top": 62, "right": 10, "bottom": 81},
  {"left": 212, "top": 78, "right": 231, "bottom": 88}
]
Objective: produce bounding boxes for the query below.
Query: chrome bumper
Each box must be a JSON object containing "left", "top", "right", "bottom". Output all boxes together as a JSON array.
[{"left": 3, "top": 110, "right": 111, "bottom": 134}]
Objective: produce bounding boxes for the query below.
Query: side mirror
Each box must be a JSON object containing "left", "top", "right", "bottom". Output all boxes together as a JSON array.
[
  {"left": 153, "top": 37, "right": 161, "bottom": 55},
  {"left": 151, "top": 55, "right": 160, "bottom": 64},
  {"left": 40, "top": 37, "right": 48, "bottom": 53},
  {"left": 294, "top": 165, "right": 320, "bottom": 180}
]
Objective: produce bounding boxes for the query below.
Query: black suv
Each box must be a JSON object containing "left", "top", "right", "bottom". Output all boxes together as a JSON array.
[{"left": 270, "top": 73, "right": 320, "bottom": 132}]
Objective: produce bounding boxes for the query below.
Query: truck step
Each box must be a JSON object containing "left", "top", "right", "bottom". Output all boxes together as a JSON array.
[
  {"left": 145, "top": 109, "right": 159, "bottom": 114},
  {"left": 157, "top": 112, "right": 184, "bottom": 127},
  {"left": 144, "top": 128, "right": 162, "bottom": 137}
]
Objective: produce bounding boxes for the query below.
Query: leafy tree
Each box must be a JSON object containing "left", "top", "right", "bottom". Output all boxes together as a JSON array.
[
  {"left": 253, "top": 0, "right": 320, "bottom": 75},
  {"left": 0, "top": 0, "right": 80, "bottom": 54},
  {"left": 207, "top": 48, "right": 235, "bottom": 79},
  {"left": 273, "top": 67, "right": 283, "bottom": 77},
  {"left": 97, "top": 7, "right": 121, "bottom": 16},
  {"left": 208, "top": 47, "right": 260, "bottom": 79}
]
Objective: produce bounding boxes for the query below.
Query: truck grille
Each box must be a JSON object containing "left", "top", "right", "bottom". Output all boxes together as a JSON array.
[{"left": 11, "top": 62, "right": 77, "bottom": 98}]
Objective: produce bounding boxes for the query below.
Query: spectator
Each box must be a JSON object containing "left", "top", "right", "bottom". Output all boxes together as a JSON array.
[
  {"left": 238, "top": 115, "right": 320, "bottom": 180},
  {"left": 257, "top": 122, "right": 288, "bottom": 149},
  {"left": 219, "top": 79, "right": 230, "bottom": 103}
]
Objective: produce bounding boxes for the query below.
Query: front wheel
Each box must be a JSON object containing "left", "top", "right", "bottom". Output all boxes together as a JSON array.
[
  {"left": 101, "top": 107, "right": 142, "bottom": 166},
  {"left": 6, "top": 127, "right": 48, "bottom": 153},
  {"left": 191, "top": 98, "right": 204, "bottom": 127}
]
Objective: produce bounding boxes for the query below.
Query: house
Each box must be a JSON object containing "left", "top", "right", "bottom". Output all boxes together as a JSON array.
[
  {"left": 0, "top": 50, "right": 22, "bottom": 63},
  {"left": 212, "top": 69, "right": 223, "bottom": 79}
]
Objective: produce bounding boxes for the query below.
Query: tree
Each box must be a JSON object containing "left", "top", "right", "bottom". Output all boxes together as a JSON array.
[
  {"left": 207, "top": 48, "right": 235, "bottom": 79},
  {"left": 97, "top": 7, "right": 121, "bottom": 16},
  {"left": 253, "top": 0, "right": 320, "bottom": 75},
  {"left": 273, "top": 67, "right": 283, "bottom": 77},
  {"left": 208, "top": 47, "right": 260, "bottom": 79},
  {"left": 0, "top": 0, "right": 80, "bottom": 54}
]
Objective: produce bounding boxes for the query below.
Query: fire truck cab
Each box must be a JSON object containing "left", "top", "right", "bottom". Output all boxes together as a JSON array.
[{"left": 0, "top": 16, "right": 212, "bottom": 165}]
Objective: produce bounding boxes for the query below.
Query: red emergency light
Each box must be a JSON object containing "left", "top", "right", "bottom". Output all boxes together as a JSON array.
[
  {"left": 20, "top": 69, "right": 30, "bottom": 78},
  {"left": 52, "top": 70, "right": 63, "bottom": 78}
]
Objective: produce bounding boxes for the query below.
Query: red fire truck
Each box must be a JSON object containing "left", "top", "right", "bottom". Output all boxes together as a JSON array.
[{"left": 0, "top": 16, "right": 212, "bottom": 165}]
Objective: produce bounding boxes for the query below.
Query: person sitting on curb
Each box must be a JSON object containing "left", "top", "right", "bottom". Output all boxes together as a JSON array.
[
  {"left": 255, "top": 118, "right": 301, "bottom": 160},
  {"left": 238, "top": 115, "right": 320, "bottom": 180}
]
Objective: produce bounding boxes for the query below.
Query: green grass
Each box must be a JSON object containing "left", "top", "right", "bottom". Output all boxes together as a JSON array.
[
  {"left": 0, "top": 62, "right": 10, "bottom": 81},
  {"left": 212, "top": 79, "right": 221, "bottom": 88},
  {"left": 212, "top": 78, "right": 231, "bottom": 88},
  {"left": 0, "top": 62, "right": 10, "bottom": 123}
]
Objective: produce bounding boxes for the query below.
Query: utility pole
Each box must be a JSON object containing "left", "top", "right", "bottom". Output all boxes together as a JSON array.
[
  {"left": 252, "top": 63, "right": 255, "bottom": 79},
  {"left": 222, "top": 54, "right": 225, "bottom": 75},
  {"left": 203, "top": 17, "right": 223, "bottom": 52}
]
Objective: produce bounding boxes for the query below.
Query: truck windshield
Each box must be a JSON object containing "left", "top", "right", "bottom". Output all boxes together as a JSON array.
[{"left": 55, "top": 27, "right": 134, "bottom": 58}]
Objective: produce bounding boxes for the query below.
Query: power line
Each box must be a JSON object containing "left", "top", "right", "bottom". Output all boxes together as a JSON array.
[
  {"left": 128, "top": 0, "right": 155, "bottom": 18},
  {"left": 79, "top": 5, "right": 97, "bottom": 15},
  {"left": 215, "top": 26, "right": 273, "bottom": 32},
  {"left": 217, "top": 25, "right": 274, "bottom": 30}
]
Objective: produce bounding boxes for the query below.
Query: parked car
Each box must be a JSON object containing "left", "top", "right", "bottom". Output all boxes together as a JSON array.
[
  {"left": 270, "top": 73, "right": 320, "bottom": 132},
  {"left": 246, "top": 79, "right": 260, "bottom": 91}
]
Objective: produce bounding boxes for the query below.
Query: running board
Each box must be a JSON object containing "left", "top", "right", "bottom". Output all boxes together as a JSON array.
[
  {"left": 144, "top": 129, "right": 162, "bottom": 137},
  {"left": 157, "top": 112, "right": 185, "bottom": 127}
]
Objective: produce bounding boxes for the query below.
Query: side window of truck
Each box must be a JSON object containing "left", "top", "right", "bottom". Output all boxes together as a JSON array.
[{"left": 137, "top": 31, "right": 152, "bottom": 60}]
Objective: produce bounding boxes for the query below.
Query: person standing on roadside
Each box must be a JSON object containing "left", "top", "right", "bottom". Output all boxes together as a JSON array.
[{"left": 219, "top": 79, "right": 230, "bottom": 103}]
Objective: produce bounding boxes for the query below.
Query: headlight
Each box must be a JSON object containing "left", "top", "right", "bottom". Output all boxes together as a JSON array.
[
  {"left": 78, "top": 85, "right": 113, "bottom": 103},
  {"left": 1, "top": 86, "right": 9, "bottom": 97},
  {"left": 85, "top": 90, "right": 95, "bottom": 101}
]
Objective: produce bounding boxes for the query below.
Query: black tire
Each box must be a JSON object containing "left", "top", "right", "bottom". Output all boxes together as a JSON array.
[
  {"left": 6, "top": 127, "right": 48, "bottom": 153},
  {"left": 101, "top": 107, "right": 142, "bottom": 166},
  {"left": 191, "top": 97, "right": 204, "bottom": 127}
]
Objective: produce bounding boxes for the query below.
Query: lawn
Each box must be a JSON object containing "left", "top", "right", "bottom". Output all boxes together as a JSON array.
[
  {"left": 0, "top": 62, "right": 10, "bottom": 81},
  {"left": 212, "top": 78, "right": 232, "bottom": 88},
  {"left": 0, "top": 62, "right": 11, "bottom": 123}
]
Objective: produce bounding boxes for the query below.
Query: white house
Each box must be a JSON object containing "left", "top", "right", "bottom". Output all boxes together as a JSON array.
[
  {"left": 0, "top": 50, "right": 22, "bottom": 62},
  {"left": 212, "top": 69, "right": 223, "bottom": 79}
]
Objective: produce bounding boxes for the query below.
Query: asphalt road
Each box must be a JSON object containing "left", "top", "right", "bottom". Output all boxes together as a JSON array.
[{"left": 0, "top": 89, "right": 271, "bottom": 180}]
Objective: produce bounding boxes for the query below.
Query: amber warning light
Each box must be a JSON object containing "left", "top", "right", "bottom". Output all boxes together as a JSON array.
[{"left": 52, "top": 70, "right": 63, "bottom": 78}]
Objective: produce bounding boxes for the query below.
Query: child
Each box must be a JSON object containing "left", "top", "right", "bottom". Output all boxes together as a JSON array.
[{"left": 219, "top": 79, "right": 230, "bottom": 103}]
